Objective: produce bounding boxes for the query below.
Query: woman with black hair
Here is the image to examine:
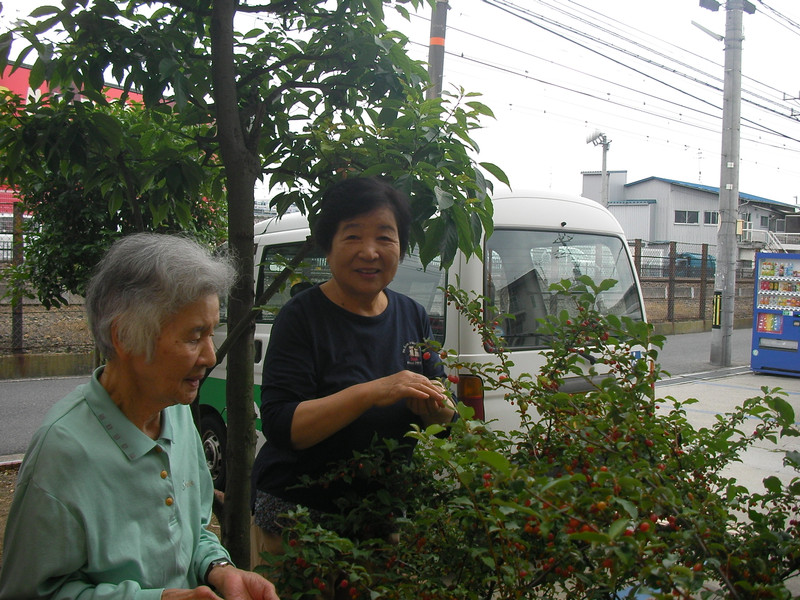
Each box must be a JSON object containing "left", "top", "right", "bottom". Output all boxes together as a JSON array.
[{"left": 250, "top": 177, "right": 456, "bottom": 564}]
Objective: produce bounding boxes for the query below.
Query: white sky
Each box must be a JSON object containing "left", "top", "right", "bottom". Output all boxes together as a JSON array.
[
  {"left": 391, "top": 0, "right": 800, "bottom": 205},
  {"left": 2, "top": 0, "right": 799, "bottom": 205}
]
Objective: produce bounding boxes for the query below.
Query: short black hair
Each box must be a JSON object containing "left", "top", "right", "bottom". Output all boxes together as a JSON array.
[{"left": 314, "top": 177, "right": 412, "bottom": 258}]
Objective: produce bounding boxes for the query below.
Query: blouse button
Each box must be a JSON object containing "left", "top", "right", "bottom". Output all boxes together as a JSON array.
[
  {"left": 160, "top": 470, "right": 168, "bottom": 479},
  {"left": 165, "top": 497, "right": 174, "bottom": 506}
]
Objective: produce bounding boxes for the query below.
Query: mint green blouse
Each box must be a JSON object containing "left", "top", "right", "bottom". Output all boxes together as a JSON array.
[{"left": 0, "top": 367, "right": 230, "bottom": 599}]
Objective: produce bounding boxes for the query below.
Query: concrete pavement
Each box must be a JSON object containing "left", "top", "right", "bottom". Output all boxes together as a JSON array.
[{"left": 657, "top": 370, "right": 800, "bottom": 494}]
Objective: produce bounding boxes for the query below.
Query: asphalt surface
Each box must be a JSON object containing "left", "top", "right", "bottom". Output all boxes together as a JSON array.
[
  {"left": 0, "top": 326, "right": 789, "bottom": 466},
  {"left": 656, "top": 326, "right": 752, "bottom": 382}
]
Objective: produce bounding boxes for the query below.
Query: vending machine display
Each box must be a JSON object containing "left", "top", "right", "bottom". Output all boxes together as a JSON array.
[{"left": 751, "top": 252, "right": 800, "bottom": 376}]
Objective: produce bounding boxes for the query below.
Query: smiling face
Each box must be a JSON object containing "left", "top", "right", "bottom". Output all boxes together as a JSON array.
[
  {"left": 324, "top": 205, "right": 401, "bottom": 309},
  {"left": 127, "top": 294, "right": 220, "bottom": 409}
]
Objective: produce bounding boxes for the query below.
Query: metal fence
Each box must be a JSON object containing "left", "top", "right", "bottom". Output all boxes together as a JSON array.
[
  {"left": 0, "top": 236, "right": 12, "bottom": 262},
  {"left": 0, "top": 238, "right": 759, "bottom": 356},
  {"left": 632, "top": 240, "right": 754, "bottom": 324}
]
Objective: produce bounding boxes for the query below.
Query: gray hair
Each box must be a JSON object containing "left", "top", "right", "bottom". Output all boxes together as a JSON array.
[{"left": 86, "top": 233, "right": 236, "bottom": 362}]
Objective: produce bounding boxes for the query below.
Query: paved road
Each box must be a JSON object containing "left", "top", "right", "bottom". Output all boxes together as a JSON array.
[
  {"left": 0, "top": 326, "right": 778, "bottom": 464},
  {"left": 656, "top": 326, "right": 752, "bottom": 380},
  {"left": 0, "top": 375, "right": 85, "bottom": 461}
]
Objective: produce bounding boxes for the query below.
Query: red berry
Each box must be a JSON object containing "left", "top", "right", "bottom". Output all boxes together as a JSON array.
[
  {"left": 339, "top": 579, "right": 349, "bottom": 588},
  {"left": 423, "top": 351, "right": 431, "bottom": 360},
  {"left": 639, "top": 521, "right": 651, "bottom": 532},
  {"left": 448, "top": 374, "right": 460, "bottom": 384}
]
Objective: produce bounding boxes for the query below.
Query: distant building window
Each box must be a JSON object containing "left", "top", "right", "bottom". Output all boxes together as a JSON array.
[
  {"left": 704, "top": 211, "right": 719, "bottom": 225},
  {"left": 675, "top": 210, "right": 699, "bottom": 224},
  {"left": 760, "top": 216, "right": 770, "bottom": 228}
]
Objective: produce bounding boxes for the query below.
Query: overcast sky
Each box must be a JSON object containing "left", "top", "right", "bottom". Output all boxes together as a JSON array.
[
  {"left": 2, "top": 0, "right": 799, "bottom": 205},
  {"left": 390, "top": 0, "right": 800, "bottom": 205}
]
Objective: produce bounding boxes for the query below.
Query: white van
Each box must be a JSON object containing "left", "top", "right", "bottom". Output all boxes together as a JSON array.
[{"left": 198, "top": 191, "right": 646, "bottom": 487}]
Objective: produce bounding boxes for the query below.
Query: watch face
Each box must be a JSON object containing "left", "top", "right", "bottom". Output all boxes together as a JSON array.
[{"left": 206, "top": 559, "right": 233, "bottom": 584}]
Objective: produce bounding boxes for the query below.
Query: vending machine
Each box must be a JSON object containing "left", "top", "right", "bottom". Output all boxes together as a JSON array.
[{"left": 751, "top": 252, "right": 800, "bottom": 376}]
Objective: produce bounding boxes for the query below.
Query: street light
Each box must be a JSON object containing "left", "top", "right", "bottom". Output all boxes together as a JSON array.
[{"left": 587, "top": 130, "right": 611, "bottom": 207}]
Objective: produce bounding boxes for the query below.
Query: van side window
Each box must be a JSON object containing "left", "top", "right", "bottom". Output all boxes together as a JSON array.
[
  {"left": 255, "top": 244, "right": 329, "bottom": 323},
  {"left": 254, "top": 243, "right": 447, "bottom": 344},
  {"left": 485, "top": 229, "right": 643, "bottom": 350}
]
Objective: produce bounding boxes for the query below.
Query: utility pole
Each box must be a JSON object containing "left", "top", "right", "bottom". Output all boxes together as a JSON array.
[
  {"left": 427, "top": 0, "right": 449, "bottom": 100},
  {"left": 704, "top": 0, "right": 754, "bottom": 366}
]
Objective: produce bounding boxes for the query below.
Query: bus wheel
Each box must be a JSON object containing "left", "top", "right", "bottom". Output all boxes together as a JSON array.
[{"left": 201, "top": 412, "right": 226, "bottom": 490}]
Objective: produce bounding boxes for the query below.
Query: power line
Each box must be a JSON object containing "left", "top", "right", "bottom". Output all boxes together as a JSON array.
[
  {"left": 408, "top": 3, "right": 800, "bottom": 147},
  {"left": 486, "top": 0, "right": 800, "bottom": 123}
]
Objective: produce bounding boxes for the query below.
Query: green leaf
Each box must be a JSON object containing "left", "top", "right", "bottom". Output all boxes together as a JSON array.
[
  {"left": 28, "top": 58, "right": 45, "bottom": 90},
  {"left": 613, "top": 497, "right": 639, "bottom": 519},
  {"left": 773, "top": 397, "right": 795, "bottom": 424},
  {"left": 570, "top": 531, "right": 609, "bottom": 544},
  {"left": 476, "top": 450, "right": 510, "bottom": 474},
  {"left": 434, "top": 186, "right": 454, "bottom": 210},
  {"left": 763, "top": 476, "right": 782, "bottom": 494},
  {"left": 608, "top": 517, "right": 630, "bottom": 539},
  {"left": 785, "top": 450, "right": 800, "bottom": 467}
]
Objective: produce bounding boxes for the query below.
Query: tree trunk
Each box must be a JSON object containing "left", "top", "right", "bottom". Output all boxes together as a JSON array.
[{"left": 210, "top": 0, "right": 261, "bottom": 568}]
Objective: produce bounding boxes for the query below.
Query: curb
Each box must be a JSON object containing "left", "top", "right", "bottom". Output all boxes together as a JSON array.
[
  {"left": 0, "top": 352, "right": 95, "bottom": 380},
  {"left": 0, "top": 455, "right": 23, "bottom": 471}
]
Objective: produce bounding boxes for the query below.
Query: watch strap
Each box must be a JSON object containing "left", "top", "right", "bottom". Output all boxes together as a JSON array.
[{"left": 205, "top": 558, "right": 233, "bottom": 587}]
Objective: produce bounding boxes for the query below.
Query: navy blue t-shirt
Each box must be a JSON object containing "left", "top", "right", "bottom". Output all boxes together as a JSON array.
[{"left": 251, "top": 285, "right": 445, "bottom": 512}]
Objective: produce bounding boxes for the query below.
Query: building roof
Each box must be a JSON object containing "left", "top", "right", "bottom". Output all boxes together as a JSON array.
[
  {"left": 625, "top": 176, "right": 798, "bottom": 212},
  {"left": 608, "top": 198, "right": 656, "bottom": 205}
]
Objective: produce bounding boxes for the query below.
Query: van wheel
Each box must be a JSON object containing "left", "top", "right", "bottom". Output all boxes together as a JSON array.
[{"left": 201, "top": 412, "right": 226, "bottom": 490}]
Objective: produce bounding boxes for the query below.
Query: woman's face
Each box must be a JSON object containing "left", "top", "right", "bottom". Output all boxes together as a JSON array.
[
  {"left": 326, "top": 205, "right": 401, "bottom": 303},
  {"left": 128, "top": 294, "right": 219, "bottom": 408}
]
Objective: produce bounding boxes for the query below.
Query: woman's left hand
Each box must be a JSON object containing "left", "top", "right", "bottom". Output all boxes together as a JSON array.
[{"left": 406, "top": 379, "right": 456, "bottom": 425}]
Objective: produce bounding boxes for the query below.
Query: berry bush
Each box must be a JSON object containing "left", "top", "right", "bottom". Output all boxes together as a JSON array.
[{"left": 258, "top": 277, "right": 800, "bottom": 599}]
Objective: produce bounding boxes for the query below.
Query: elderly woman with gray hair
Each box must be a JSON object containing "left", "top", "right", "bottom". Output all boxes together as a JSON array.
[{"left": 0, "top": 234, "right": 279, "bottom": 600}]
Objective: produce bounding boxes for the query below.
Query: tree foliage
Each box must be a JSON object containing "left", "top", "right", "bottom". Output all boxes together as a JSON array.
[
  {"left": 0, "top": 0, "right": 508, "bottom": 564},
  {"left": 0, "top": 91, "right": 226, "bottom": 306}
]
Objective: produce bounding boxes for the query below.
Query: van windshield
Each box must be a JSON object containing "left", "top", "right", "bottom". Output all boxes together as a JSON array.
[
  {"left": 255, "top": 244, "right": 447, "bottom": 344},
  {"left": 486, "top": 229, "right": 643, "bottom": 350}
]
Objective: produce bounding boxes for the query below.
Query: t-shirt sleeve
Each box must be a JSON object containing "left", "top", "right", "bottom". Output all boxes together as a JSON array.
[{"left": 259, "top": 298, "right": 315, "bottom": 450}]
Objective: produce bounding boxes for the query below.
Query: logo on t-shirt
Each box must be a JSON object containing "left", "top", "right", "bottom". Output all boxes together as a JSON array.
[{"left": 403, "top": 342, "right": 424, "bottom": 373}]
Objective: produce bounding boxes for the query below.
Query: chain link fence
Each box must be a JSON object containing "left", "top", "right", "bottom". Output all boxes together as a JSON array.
[
  {"left": 632, "top": 240, "right": 754, "bottom": 324},
  {"left": 1, "top": 238, "right": 758, "bottom": 355},
  {"left": 0, "top": 302, "right": 94, "bottom": 355}
]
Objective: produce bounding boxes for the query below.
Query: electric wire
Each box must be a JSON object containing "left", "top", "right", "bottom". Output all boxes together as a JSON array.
[{"left": 406, "top": 1, "right": 800, "bottom": 149}]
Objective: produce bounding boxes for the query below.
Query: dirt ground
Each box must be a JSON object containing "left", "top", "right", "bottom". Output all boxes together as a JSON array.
[
  {"left": 0, "top": 465, "right": 17, "bottom": 568},
  {"left": 0, "top": 303, "right": 94, "bottom": 355}
]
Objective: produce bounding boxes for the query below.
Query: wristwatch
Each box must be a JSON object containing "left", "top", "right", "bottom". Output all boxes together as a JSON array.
[{"left": 205, "top": 558, "right": 234, "bottom": 586}]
